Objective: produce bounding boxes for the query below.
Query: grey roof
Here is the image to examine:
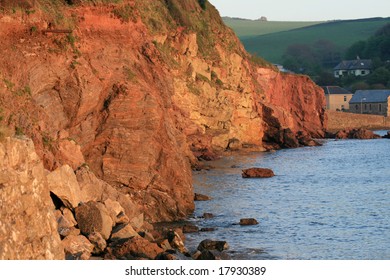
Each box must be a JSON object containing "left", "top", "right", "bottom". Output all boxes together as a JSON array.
[
  {"left": 334, "top": 59, "right": 372, "bottom": 71},
  {"left": 322, "top": 86, "right": 352, "bottom": 95},
  {"left": 349, "top": 90, "right": 390, "bottom": 104}
]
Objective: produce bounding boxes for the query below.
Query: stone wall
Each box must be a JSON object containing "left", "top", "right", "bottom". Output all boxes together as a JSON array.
[{"left": 326, "top": 111, "right": 390, "bottom": 132}]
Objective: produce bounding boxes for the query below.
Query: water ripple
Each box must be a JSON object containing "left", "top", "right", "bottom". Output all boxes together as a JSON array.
[{"left": 187, "top": 135, "right": 390, "bottom": 259}]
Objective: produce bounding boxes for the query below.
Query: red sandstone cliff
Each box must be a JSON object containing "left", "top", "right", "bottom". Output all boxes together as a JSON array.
[{"left": 0, "top": 0, "right": 326, "bottom": 224}]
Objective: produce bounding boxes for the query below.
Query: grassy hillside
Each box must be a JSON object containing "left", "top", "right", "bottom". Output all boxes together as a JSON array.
[
  {"left": 240, "top": 17, "right": 390, "bottom": 64},
  {"left": 223, "top": 17, "right": 322, "bottom": 39}
]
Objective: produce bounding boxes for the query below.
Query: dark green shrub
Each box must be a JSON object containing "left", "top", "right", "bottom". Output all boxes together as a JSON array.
[{"left": 198, "top": 0, "right": 207, "bottom": 10}]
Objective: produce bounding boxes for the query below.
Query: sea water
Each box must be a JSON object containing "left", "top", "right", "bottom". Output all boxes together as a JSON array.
[{"left": 186, "top": 131, "right": 390, "bottom": 259}]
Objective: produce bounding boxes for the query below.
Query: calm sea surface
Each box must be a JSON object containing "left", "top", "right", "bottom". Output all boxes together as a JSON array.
[{"left": 186, "top": 131, "right": 390, "bottom": 259}]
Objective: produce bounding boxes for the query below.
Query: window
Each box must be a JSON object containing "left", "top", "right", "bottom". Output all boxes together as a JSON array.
[
  {"left": 364, "top": 104, "right": 367, "bottom": 110},
  {"left": 344, "top": 96, "right": 347, "bottom": 102},
  {"left": 361, "top": 70, "right": 366, "bottom": 75},
  {"left": 379, "top": 104, "right": 382, "bottom": 112},
  {"left": 355, "top": 104, "right": 358, "bottom": 111},
  {"left": 369, "top": 104, "right": 372, "bottom": 110}
]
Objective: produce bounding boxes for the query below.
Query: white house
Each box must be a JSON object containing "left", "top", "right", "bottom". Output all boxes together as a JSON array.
[{"left": 333, "top": 59, "right": 372, "bottom": 78}]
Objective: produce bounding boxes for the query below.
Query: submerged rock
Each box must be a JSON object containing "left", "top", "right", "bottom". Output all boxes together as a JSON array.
[
  {"left": 202, "top": 213, "right": 214, "bottom": 219},
  {"left": 200, "top": 228, "right": 215, "bottom": 232},
  {"left": 182, "top": 224, "right": 199, "bottom": 233},
  {"left": 242, "top": 168, "right": 275, "bottom": 178}
]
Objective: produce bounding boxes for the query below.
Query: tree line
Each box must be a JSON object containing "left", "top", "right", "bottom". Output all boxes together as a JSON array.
[{"left": 282, "top": 23, "right": 390, "bottom": 90}]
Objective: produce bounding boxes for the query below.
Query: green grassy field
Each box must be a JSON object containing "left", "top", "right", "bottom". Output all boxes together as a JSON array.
[
  {"left": 222, "top": 17, "right": 322, "bottom": 38},
  {"left": 234, "top": 17, "right": 390, "bottom": 64}
]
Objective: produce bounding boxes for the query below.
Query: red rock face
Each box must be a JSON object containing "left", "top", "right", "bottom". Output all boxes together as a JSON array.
[{"left": 0, "top": 1, "right": 326, "bottom": 223}]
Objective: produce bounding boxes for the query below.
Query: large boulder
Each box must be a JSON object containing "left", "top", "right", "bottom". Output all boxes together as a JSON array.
[
  {"left": 104, "top": 198, "right": 130, "bottom": 225},
  {"left": 105, "top": 236, "right": 164, "bottom": 260},
  {"left": 242, "top": 168, "right": 275, "bottom": 178},
  {"left": 75, "top": 201, "right": 113, "bottom": 240},
  {"left": 197, "top": 239, "right": 229, "bottom": 252},
  {"left": 47, "top": 165, "right": 82, "bottom": 209},
  {"left": 75, "top": 166, "right": 143, "bottom": 229},
  {"left": 62, "top": 235, "right": 94, "bottom": 260},
  {"left": 110, "top": 224, "right": 139, "bottom": 241}
]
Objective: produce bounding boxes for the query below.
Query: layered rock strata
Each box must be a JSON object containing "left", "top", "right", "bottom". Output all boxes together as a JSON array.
[{"left": 0, "top": 0, "right": 326, "bottom": 229}]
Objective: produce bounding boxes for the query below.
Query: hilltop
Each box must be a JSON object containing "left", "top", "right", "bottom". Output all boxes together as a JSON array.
[
  {"left": 223, "top": 17, "right": 322, "bottom": 38},
  {"left": 238, "top": 17, "right": 390, "bottom": 64}
]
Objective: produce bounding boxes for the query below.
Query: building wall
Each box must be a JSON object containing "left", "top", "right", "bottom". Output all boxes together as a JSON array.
[
  {"left": 349, "top": 102, "right": 388, "bottom": 116},
  {"left": 326, "top": 94, "right": 353, "bottom": 111},
  {"left": 334, "top": 69, "right": 370, "bottom": 78},
  {"left": 350, "top": 69, "right": 370, "bottom": 76},
  {"left": 334, "top": 70, "right": 347, "bottom": 78}
]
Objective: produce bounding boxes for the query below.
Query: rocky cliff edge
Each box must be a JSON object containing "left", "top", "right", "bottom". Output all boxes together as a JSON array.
[{"left": 0, "top": 1, "right": 326, "bottom": 228}]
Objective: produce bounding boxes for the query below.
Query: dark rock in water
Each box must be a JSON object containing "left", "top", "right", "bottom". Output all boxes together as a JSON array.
[
  {"left": 297, "top": 131, "right": 322, "bottom": 147},
  {"left": 335, "top": 130, "right": 349, "bottom": 139},
  {"left": 182, "top": 224, "right": 199, "bottom": 233},
  {"left": 350, "top": 128, "right": 380, "bottom": 139},
  {"left": 239, "top": 218, "right": 259, "bottom": 226},
  {"left": 335, "top": 128, "right": 381, "bottom": 140},
  {"left": 279, "top": 128, "right": 300, "bottom": 148},
  {"left": 155, "top": 250, "right": 192, "bottom": 260},
  {"left": 324, "top": 131, "right": 336, "bottom": 139},
  {"left": 242, "top": 168, "right": 275, "bottom": 178},
  {"left": 382, "top": 131, "right": 390, "bottom": 139},
  {"left": 197, "top": 239, "right": 229, "bottom": 252},
  {"left": 195, "top": 249, "right": 232, "bottom": 260},
  {"left": 202, "top": 213, "right": 214, "bottom": 219},
  {"left": 194, "top": 193, "right": 212, "bottom": 201},
  {"left": 200, "top": 227, "right": 215, "bottom": 232}
]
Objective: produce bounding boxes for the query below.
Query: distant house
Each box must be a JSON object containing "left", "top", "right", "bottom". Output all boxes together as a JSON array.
[
  {"left": 349, "top": 90, "right": 390, "bottom": 116},
  {"left": 333, "top": 58, "right": 372, "bottom": 78},
  {"left": 322, "top": 86, "right": 353, "bottom": 111}
]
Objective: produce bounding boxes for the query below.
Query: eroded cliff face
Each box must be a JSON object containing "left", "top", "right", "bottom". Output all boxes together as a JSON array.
[
  {"left": 0, "top": 137, "right": 64, "bottom": 259},
  {"left": 0, "top": 0, "right": 326, "bottom": 224}
]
